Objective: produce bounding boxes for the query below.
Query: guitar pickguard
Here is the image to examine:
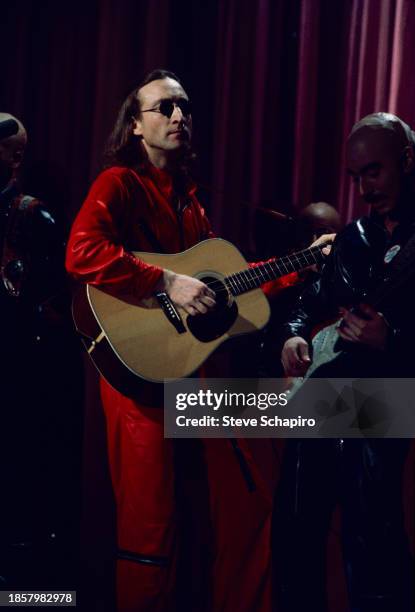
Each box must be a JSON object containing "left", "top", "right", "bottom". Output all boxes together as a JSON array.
[{"left": 289, "top": 322, "right": 342, "bottom": 398}]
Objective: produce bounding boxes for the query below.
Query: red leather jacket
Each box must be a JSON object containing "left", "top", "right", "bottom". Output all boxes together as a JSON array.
[
  {"left": 66, "top": 165, "right": 214, "bottom": 299},
  {"left": 66, "top": 163, "right": 297, "bottom": 297}
]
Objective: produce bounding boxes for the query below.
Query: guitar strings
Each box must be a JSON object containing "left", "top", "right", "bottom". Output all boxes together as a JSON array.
[{"left": 202, "top": 245, "right": 326, "bottom": 295}]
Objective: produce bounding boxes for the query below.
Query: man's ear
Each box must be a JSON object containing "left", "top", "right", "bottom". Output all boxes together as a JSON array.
[
  {"left": 132, "top": 117, "right": 143, "bottom": 137},
  {"left": 402, "top": 145, "right": 415, "bottom": 174}
]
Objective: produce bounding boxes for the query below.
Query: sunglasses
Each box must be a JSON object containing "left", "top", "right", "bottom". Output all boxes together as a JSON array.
[{"left": 141, "top": 98, "right": 192, "bottom": 119}]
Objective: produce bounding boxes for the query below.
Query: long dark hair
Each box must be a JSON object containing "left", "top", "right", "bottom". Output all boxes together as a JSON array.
[{"left": 103, "top": 69, "right": 186, "bottom": 170}]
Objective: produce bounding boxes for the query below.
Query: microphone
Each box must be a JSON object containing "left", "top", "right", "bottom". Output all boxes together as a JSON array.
[
  {"left": 255, "top": 207, "right": 294, "bottom": 224},
  {"left": 0, "top": 118, "right": 19, "bottom": 141}
]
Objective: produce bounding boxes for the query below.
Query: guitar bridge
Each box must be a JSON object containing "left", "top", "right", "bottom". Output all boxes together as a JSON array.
[
  {"left": 156, "top": 292, "right": 186, "bottom": 334},
  {"left": 87, "top": 329, "right": 106, "bottom": 354}
]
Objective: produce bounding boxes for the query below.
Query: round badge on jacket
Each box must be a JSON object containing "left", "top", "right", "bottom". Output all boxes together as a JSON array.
[{"left": 384, "top": 244, "right": 401, "bottom": 264}]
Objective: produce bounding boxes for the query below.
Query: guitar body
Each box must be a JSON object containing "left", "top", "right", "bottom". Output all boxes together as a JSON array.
[{"left": 73, "top": 239, "right": 270, "bottom": 394}]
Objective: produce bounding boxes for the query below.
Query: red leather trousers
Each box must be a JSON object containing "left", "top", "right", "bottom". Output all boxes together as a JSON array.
[{"left": 100, "top": 378, "right": 274, "bottom": 612}]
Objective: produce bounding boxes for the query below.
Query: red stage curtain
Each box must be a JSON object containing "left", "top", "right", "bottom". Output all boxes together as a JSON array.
[{"left": 3, "top": 1, "right": 415, "bottom": 244}]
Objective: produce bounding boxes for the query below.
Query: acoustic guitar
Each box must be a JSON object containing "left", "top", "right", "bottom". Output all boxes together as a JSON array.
[{"left": 73, "top": 237, "right": 328, "bottom": 397}]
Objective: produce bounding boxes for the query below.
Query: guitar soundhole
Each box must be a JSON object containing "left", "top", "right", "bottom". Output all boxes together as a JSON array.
[{"left": 187, "top": 276, "right": 238, "bottom": 342}]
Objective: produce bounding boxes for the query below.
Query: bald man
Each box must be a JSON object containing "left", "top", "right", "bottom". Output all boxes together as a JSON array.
[
  {"left": 273, "top": 113, "right": 415, "bottom": 612},
  {"left": 0, "top": 113, "right": 65, "bottom": 585},
  {"left": 297, "top": 201, "right": 342, "bottom": 245}
]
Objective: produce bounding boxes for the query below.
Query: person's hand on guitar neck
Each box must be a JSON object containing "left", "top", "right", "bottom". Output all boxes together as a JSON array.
[
  {"left": 281, "top": 336, "right": 312, "bottom": 377},
  {"left": 155, "top": 269, "right": 216, "bottom": 316},
  {"left": 310, "top": 233, "right": 336, "bottom": 256},
  {"left": 337, "top": 304, "right": 388, "bottom": 350},
  {"left": 299, "top": 233, "right": 335, "bottom": 274}
]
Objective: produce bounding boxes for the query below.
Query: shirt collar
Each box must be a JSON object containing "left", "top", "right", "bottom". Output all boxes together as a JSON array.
[{"left": 143, "top": 162, "right": 197, "bottom": 200}]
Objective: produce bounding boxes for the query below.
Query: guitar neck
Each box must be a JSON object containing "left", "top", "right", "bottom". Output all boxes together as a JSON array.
[{"left": 224, "top": 244, "right": 328, "bottom": 296}]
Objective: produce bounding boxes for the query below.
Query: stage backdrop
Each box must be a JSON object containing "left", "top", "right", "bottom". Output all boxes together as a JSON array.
[{"left": 2, "top": 0, "right": 415, "bottom": 249}]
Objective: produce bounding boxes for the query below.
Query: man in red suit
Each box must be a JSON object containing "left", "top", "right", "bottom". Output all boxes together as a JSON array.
[{"left": 67, "top": 69, "right": 298, "bottom": 612}]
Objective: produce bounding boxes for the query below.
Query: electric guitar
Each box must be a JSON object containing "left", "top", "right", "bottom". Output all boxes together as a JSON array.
[
  {"left": 73, "top": 238, "right": 328, "bottom": 398},
  {"left": 289, "top": 233, "right": 415, "bottom": 398}
]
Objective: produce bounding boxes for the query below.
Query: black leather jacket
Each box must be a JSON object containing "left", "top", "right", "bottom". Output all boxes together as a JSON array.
[{"left": 283, "top": 211, "right": 415, "bottom": 376}]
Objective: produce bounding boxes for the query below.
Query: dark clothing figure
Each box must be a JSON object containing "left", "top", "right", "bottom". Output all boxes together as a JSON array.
[
  {"left": 273, "top": 438, "right": 412, "bottom": 612},
  {"left": 0, "top": 179, "right": 80, "bottom": 587},
  {"left": 272, "top": 213, "right": 415, "bottom": 612},
  {"left": 284, "top": 213, "right": 415, "bottom": 374}
]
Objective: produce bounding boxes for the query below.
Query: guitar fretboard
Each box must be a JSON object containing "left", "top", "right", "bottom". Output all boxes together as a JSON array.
[{"left": 224, "top": 245, "right": 327, "bottom": 296}]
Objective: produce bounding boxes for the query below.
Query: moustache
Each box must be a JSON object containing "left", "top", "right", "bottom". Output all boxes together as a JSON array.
[{"left": 363, "top": 192, "right": 385, "bottom": 204}]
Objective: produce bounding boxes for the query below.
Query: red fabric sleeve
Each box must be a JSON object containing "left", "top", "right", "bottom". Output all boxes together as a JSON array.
[
  {"left": 260, "top": 272, "right": 300, "bottom": 297},
  {"left": 65, "top": 170, "right": 163, "bottom": 299}
]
